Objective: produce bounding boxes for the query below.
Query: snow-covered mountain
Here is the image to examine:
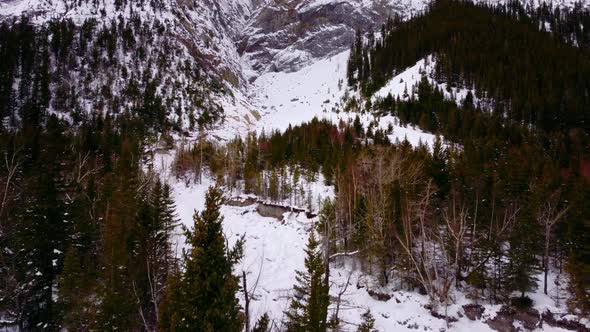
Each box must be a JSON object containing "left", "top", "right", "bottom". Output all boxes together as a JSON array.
[
  {"left": 1, "top": 0, "right": 588, "bottom": 136},
  {"left": 0, "top": 0, "right": 241, "bottom": 130},
  {"left": 0, "top": 0, "right": 433, "bottom": 135},
  {"left": 238, "top": 0, "right": 429, "bottom": 76}
]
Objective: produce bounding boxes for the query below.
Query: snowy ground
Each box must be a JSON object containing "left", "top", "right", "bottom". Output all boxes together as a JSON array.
[
  {"left": 150, "top": 149, "right": 584, "bottom": 331},
  {"left": 168, "top": 173, "right": 313, "bottom": 326},
  {"left": 214, "top": 51, "right": 439, "bottom": 148},
  {"left": 372, "top": 54, "right": 492, "bottom": 110}
]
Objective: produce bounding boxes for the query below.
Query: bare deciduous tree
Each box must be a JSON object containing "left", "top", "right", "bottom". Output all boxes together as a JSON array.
[
  {"left": 0, "top": 150, "right": 22, "bottom": 224},
  {"left": 537, "top": 190, "right": 569, "bottom": 295}
]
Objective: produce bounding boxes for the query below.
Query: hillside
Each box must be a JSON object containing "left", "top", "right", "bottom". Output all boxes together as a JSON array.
[{"left": 1, "top": 0, "right": 590, "bottom": 331}]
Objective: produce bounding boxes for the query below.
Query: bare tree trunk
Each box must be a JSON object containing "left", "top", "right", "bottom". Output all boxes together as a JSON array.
[
  {"left": 544, "top": 228, "right": 550, "bottom": 295},
  {"left": 536, "top": 190, "right": 569, "bottom": 295},
  {"left": 0, "top": 151, "right": 21, "bottom": 224},
  {"left": 332, "top": 271, "right": 352, "bottom": 326},
  {"left": 242, "top": 271, "right": 250, "bottom": 332},
  {"left": 132, "top": 280, "right": 152, "bottom": 332}
]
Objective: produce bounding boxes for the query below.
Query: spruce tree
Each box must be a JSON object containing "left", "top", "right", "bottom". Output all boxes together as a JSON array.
[
  {"left": 58, "top": 246, "right": 93, "bottom": 331},
  {"left": 285, "top": 231, "right": 329, "bottom": 332},
  {"left": 357, "top": 309, "right": 377, "bottom": 332},
  {"left": 164, "top": 186, "right": 243, "bottom": 332},
  {"left": 505, "top": 210, "right": 540, "bottom": 304},
  {"left": 252, "top": 313, "right": 270, "bottom": 332}
]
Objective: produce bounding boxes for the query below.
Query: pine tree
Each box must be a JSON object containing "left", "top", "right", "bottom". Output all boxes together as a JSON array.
[
  {"left": 12, "top": 117, "right": 72, "bottom": 330},
  {"left": 252, "top": 313, "right": 271, "bottom": 332},
  {"left": 151, "top": 180, "right": 179, "bottom": 276},
  {"left": 162, "top": 186, "right": 243, "bottom": 332},
  {"left": 357, "top": 309, "right": 377, "bottom": 332},
  {"left": 158, "top": 267, "right": 183, "bottom": 330},
  {"left": 96, "top": 137, "right": 141, "bottom": 331},
  {"left": 58, "top": 246, "right": 93, "bottom": 331},
  {"left": 129, "top": 178, "right": 180, "bottom": 330},
  {"left": 505, "top": 209, "right": 540, "bottom": 305},
  {"left": 285, "top": 231, "right": 329, "bottom": 332}
]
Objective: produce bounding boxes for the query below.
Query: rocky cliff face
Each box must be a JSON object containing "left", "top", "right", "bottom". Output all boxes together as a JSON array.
[
  {"left": 169, "top": 0, "right": 427, "bottom": 83},
  {"left": 238, "top": 0, "right": 428, "bottom": 77}
]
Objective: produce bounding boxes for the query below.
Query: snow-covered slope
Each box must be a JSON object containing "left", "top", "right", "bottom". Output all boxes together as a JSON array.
[
  {"left": 373, "top": 55, "right": 491, "bottom": 109},
  {"left": 3, "top": 0, "right": 587, "bottom": 136},
  {"left": 4, "top": 0, "right": 590, "bottom": 330},
  {"left": 213, "top": 50, "right": 437, "bottom": 147},
  {"left": 0, "top": 0, "right": 249, "bottom": 130}
]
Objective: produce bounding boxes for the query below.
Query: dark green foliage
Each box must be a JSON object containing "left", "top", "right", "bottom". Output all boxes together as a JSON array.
[
  {"left": 9, "top": 116, "right": 72, "bottom": 331},
  {"left": 160, "top": 186, "right": 243, "bottom": 332},
  {"left": 253, "top": 313, "right": 271, "bottom": 332},
  {"left": 3, "top": 0, "right": 590, "bottom": 327},
  {"left": 505, "top": 211, "right": 540, "bottom": 298},
  {"left": 58, "top": 246, "right": 94, "bottom": 331},
  {"left": 510, "top": 296, "right": 534, "bottom": 309},
  {"left": 285, "top": 231, "right": 329, "bottom": 332},
  {"left": 0, "top": 112, "right": 180, "bottom": 330},
  {"left": 0, "top": 15, "right": 217, "bottom": 134},
  {"left": 357, "top": 309, "right": 377, "bottom": 332},
  {"left": 353, "top": 0, "right": 590, "bottom": 133}
]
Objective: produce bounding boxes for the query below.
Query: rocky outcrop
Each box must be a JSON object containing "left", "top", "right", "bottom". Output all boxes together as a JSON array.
[
  {"left": 463, "top": 304, "right": 485, "bottom": 321},
  {"left": 226, "top": 197, "right": 315, "bottom": 220},
  {"left": 256, "top": 202, "right": 312, "bottom": 219},
  {"left": 486, "top": 307, "right": 517, "bottom": 332},
  {"left": 367, "top": 289, "right": 392, "bottom": 301},
  {"left": 480, "top": 306, "right": 588, "bottom": 332},
  {"left": 514, "top": 308, "right": 541, "bottom": 330},
  {"left": 226, "top": 197, "right": 258, "bottom": 207},
  {"left": 256, "top": 202, "right": 292, "bottom": 219},
  {"left": 542, "top": 310, "right": 590, "bottom": 331}
]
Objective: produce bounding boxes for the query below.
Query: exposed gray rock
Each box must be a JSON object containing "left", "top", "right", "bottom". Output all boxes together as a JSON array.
[
  {"left": 226, "top": 197, "right": 258, "bottom": 207},
  {"left": 542, "top": 310, "right": 590, "bottom": 331},
  {"left": 240, "top": 0, "right": 428, "bottom": 75},
  {"left": 256, "top": 203, "right": 291, "bottom": 219},
  {"left": 367, "top": 289, "right": 392, "bottom": 301},
  {"left": 514, "top": 308, "right": 541, "bottom": 330}
]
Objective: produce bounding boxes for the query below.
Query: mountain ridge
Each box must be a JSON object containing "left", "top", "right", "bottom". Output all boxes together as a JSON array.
[{"left": 1, "top": 0, "right": 589, "bottom": 136}]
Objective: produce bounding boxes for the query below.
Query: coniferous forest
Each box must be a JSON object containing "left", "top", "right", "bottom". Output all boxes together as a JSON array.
[{"left": 1, "top": 0, "right": 590, "bottom": 331}]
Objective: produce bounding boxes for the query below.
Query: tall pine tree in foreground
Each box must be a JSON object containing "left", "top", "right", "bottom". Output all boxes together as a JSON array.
[
  {"left": 160, "top": 186, "right": 243, "bottom": 332},
  {"left": 285, "top": 231, "right": 329, "bottom": 332}
]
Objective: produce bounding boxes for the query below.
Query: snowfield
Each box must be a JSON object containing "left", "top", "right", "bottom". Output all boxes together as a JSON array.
[{"left": 215, "top": 50, "right": 439, "bottom": 148}]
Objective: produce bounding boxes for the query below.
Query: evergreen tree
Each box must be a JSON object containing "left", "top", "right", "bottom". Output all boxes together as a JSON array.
[
  {"left": 58, "top": 246, "right": 94, "bottom": 331},
  {"left": 96, "top": 139, "right": 140, "bottom": 331},
  {"left": 161, "top": 186, "right": 243, "bottom": 332},
  {"left": 505, "top": 210, "right": 540, "bottom": 303},
  {"left": 130, "top": 178, "right": 180, "bottom": 330},
  {"left": 357, "top": 309, "right": 377, "bottom": 332},
  {"left": 253, "top": 313, "right": 271, "bottom": 332},
  {"left": 12, "top": 116, "right": 72, "bottom": 330},
  {"left": 285, "top": 231, "right": 329, "bottom": 332}
]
